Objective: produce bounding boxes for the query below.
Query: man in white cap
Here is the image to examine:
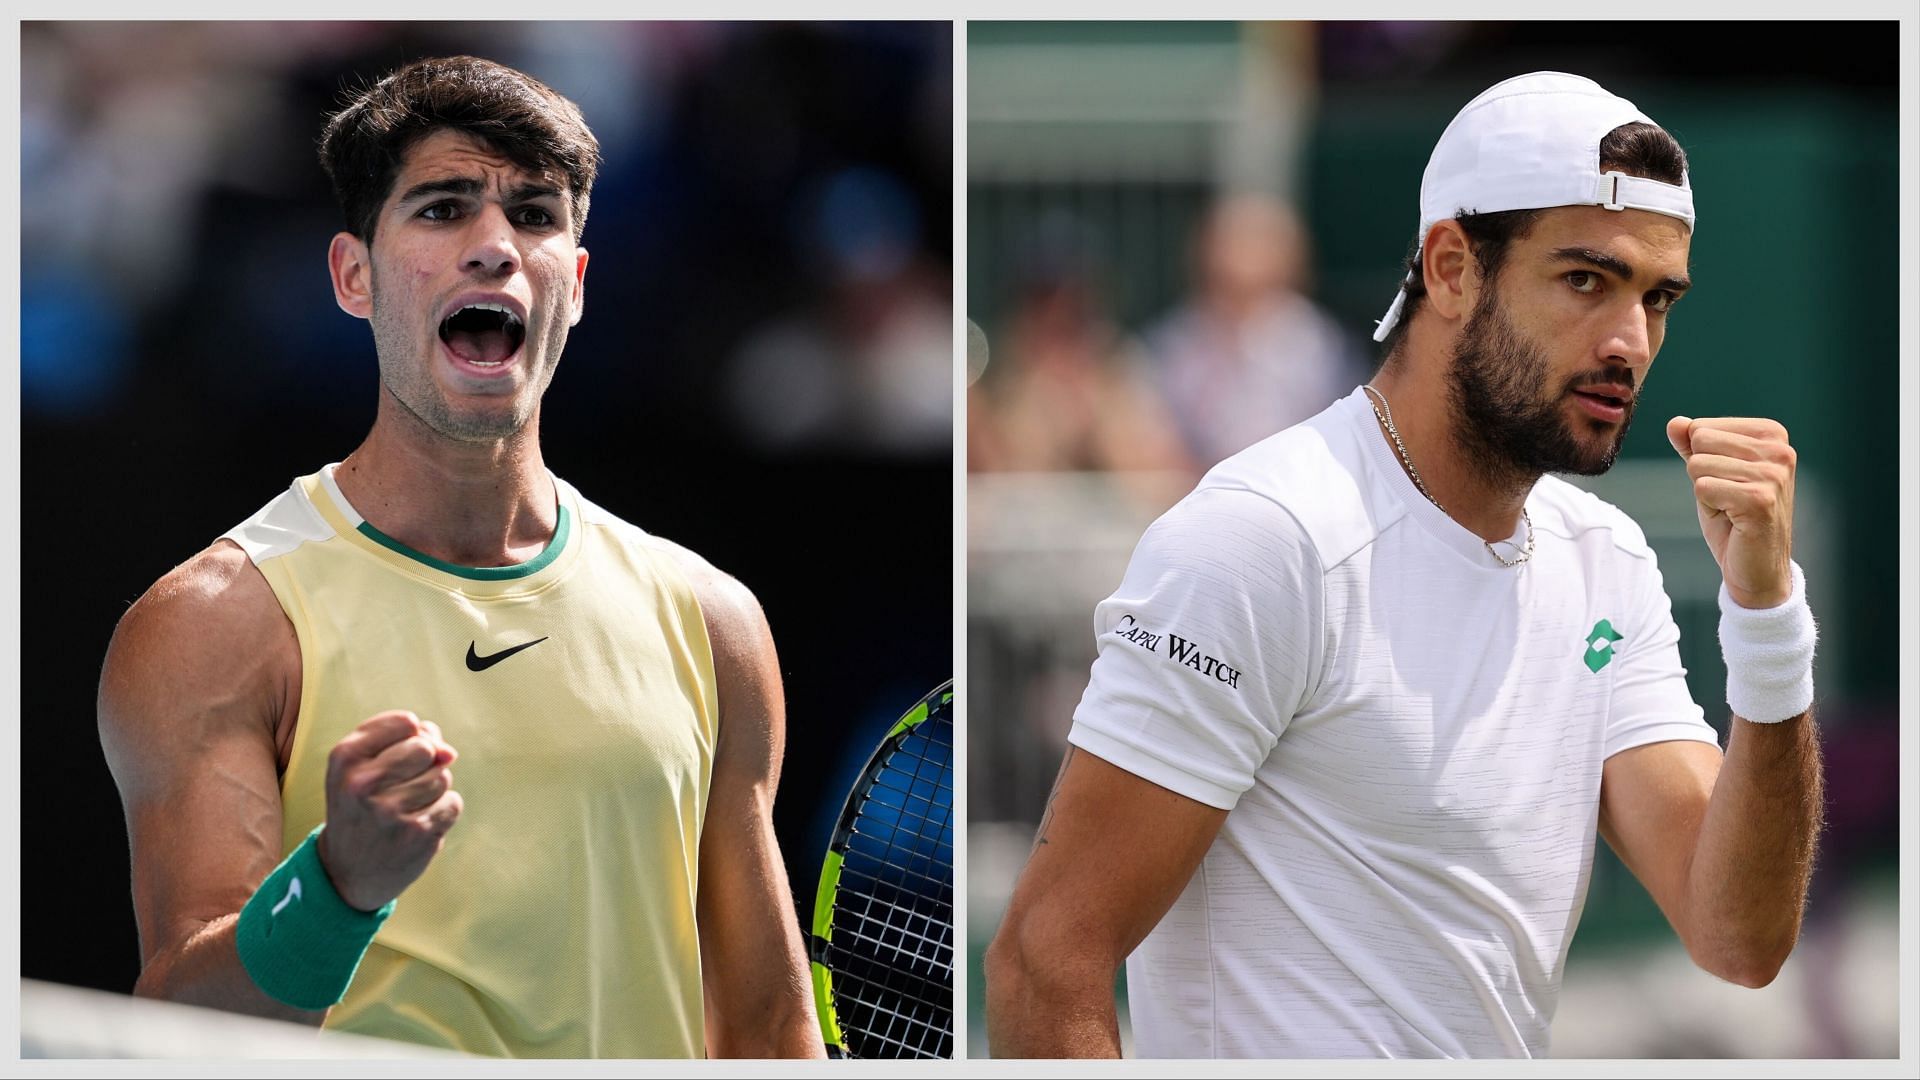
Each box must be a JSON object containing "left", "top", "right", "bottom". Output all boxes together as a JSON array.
[{"left": 986, "top": 72, "right": 1823, "bottom": 1058}]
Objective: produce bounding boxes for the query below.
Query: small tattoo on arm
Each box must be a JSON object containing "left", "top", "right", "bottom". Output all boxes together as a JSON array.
[{"left": 1032, "top": 748, "right": 1075, "bottom": 849}]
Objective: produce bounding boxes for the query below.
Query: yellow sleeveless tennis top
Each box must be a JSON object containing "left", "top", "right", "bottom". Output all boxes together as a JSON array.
[{"left": 223, "top": 466, "right": 718, "bottom": 1058}]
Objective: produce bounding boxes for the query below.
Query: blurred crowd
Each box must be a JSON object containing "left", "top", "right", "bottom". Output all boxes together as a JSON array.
[
  {"left": 968, "top": 191, "right": 1368, "bottom": 481},
  {"left": 21, "top": 21, "right": 952, "bottom": 458}
]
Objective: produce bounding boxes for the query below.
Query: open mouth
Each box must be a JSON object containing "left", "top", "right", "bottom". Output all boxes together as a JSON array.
[{"left": 439, "top": 303, "right": 526, "bottom": 368}]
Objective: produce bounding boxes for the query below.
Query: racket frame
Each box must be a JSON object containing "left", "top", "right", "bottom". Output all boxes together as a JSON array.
[{"left": 809, "top": 681, "right": 954, "bottom": 1059}]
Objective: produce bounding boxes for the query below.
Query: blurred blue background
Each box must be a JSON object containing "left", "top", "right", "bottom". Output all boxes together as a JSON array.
[
  {"left": 967, "top": 20, "right": 1900, "bottom": 1059},
  {"left": 20, "top": 19, "right": 952, "bottom": 1005}
]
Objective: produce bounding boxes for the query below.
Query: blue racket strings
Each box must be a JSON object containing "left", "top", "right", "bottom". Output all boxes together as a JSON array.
[{"left": 827, "top": 710, "right": 953, "bottom": 1058}]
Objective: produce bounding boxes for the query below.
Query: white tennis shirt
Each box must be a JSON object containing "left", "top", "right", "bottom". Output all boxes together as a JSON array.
[{"left": 1068, "top": 387, "right": 1719, "bottom": 1058}]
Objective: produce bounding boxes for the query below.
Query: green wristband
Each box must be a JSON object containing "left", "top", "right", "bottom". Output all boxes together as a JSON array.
[{"left": 235, "top": 826, "right": 393, "bottom": 1010}]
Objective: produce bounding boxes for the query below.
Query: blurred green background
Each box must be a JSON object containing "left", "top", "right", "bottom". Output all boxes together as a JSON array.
[{"left": 967, "top": 20, "right": 1899, "bottom": 1058}]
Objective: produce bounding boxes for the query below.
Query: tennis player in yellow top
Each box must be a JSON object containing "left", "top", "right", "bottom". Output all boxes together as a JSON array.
[{"left": 96, "top": 56, "right": 824, "bottom": 1058}]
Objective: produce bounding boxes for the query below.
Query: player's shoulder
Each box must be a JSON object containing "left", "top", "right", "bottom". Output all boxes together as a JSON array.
[
  {"left": 109, "top": 473, "right": 317, "bottom": 726},
  {"left": 222, "top": 475, "right": 336, "bottom": 565},
  {"left": 633, "top": 533, "right": 777, "bottom": 705},
  {"left": 645, "top": 533, "right": 764, "bottom": 626},
  {"left": 1527, "top": 475, "right": 1658, "bottom": 562},
  {"left": 564, "top": 480, "right": 643, "bottom": 544},
  {"left": 116, "top": 540, "right": 284, "bottom": 646},
  {"left": 1159, "top": 389, "right": 1385, "bottom": 574},
  {"left": 101, "top": 540, "right": 295, "bottom": 738},
  {"left": 563, "top": 480, "right": 771, "bottom": 645}
]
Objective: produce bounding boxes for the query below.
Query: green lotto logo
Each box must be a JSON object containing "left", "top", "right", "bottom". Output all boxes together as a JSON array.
[{"left": 1583, "top": 619, "right": 1624, "bottom": 673}]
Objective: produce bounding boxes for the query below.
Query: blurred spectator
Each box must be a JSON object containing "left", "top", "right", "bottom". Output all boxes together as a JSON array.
[
  {"left": 1143, "top": 193, "right": 1366, "bottom": 467},
  {"left": 970, "top": 213, "right": 1191, "bottom": 476},
  {"left": 725, "top": 166, "right": 952, "bottom": 456}
]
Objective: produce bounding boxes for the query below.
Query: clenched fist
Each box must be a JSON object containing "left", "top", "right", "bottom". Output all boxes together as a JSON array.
[
  {"left": 1666, "top": 415, "right": 1796, "bottom": 610},
  {"left": 317, "top": 710, "right": 463, "bottom": 912}
]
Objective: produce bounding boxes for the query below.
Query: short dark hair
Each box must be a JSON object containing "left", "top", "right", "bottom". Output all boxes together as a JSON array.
[
  {"left": 1379, "top": 121, "right": 1688, "bottom": 361},
  {"left": 318, "top": 55, "right": 601, "bottom": 244}
]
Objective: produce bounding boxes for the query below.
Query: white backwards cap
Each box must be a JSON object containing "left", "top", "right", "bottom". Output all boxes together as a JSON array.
[{"left": 1373, "top": 71, "right": 1696, "bottom": 343}]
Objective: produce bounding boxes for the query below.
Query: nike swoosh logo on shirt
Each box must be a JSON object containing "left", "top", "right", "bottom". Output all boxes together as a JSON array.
[{"left": 466, "top": 637, "right": 550, "bottom": 672}]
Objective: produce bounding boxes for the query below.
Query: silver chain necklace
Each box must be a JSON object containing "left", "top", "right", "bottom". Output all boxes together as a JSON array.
[{"left": 1361, "top": 383, "right": 1534, "bottom": 568}]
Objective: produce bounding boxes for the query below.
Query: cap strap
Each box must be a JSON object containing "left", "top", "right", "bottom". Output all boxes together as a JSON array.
[
  {"left": 1593, "top": 170, "right": 1695, "bottom": 231},
  {"left": 1371, "top": 281, "right": 1411, "bottom": 343}
]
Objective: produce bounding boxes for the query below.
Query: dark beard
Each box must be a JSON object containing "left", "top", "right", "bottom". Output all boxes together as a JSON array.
[{"left": 1446, "top": 290, "right": 1636, "bottom": 489}]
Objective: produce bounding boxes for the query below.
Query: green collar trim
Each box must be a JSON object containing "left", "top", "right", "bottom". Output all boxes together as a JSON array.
[{"left": 356, "top": 503, "right": 572, "bottom": 581}]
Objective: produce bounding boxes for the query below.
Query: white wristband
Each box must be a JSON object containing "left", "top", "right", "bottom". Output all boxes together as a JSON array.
[{"left": 1719, "top": 561, "right": 1816, "bottom": 723}]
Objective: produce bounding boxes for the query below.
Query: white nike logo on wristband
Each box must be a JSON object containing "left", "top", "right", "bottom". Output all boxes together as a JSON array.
[{"left": 271, "top": 876, "right": 303, "bottom": 917}]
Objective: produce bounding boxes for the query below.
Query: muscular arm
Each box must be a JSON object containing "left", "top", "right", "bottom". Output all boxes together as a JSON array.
[
  {"left": 97, "top": 542, "right": 319, "bottom": 1023},
  {"left": 1604, "top": 416, "right": 1826, "bottom": 987},
  {"left": 985, "top": 748, "right": 1227, "bottom": 1058},
  {"left": 667, "top": 547, "right": 822, "bottom": 1058},
  {"left": 1600, "top": 714, "right": 1822, "bottom": 988}
]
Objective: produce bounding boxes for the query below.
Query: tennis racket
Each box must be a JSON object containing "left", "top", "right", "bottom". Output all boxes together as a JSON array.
[{"left": 809, "top": 680, "right": 954, "bottom": 1059}]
